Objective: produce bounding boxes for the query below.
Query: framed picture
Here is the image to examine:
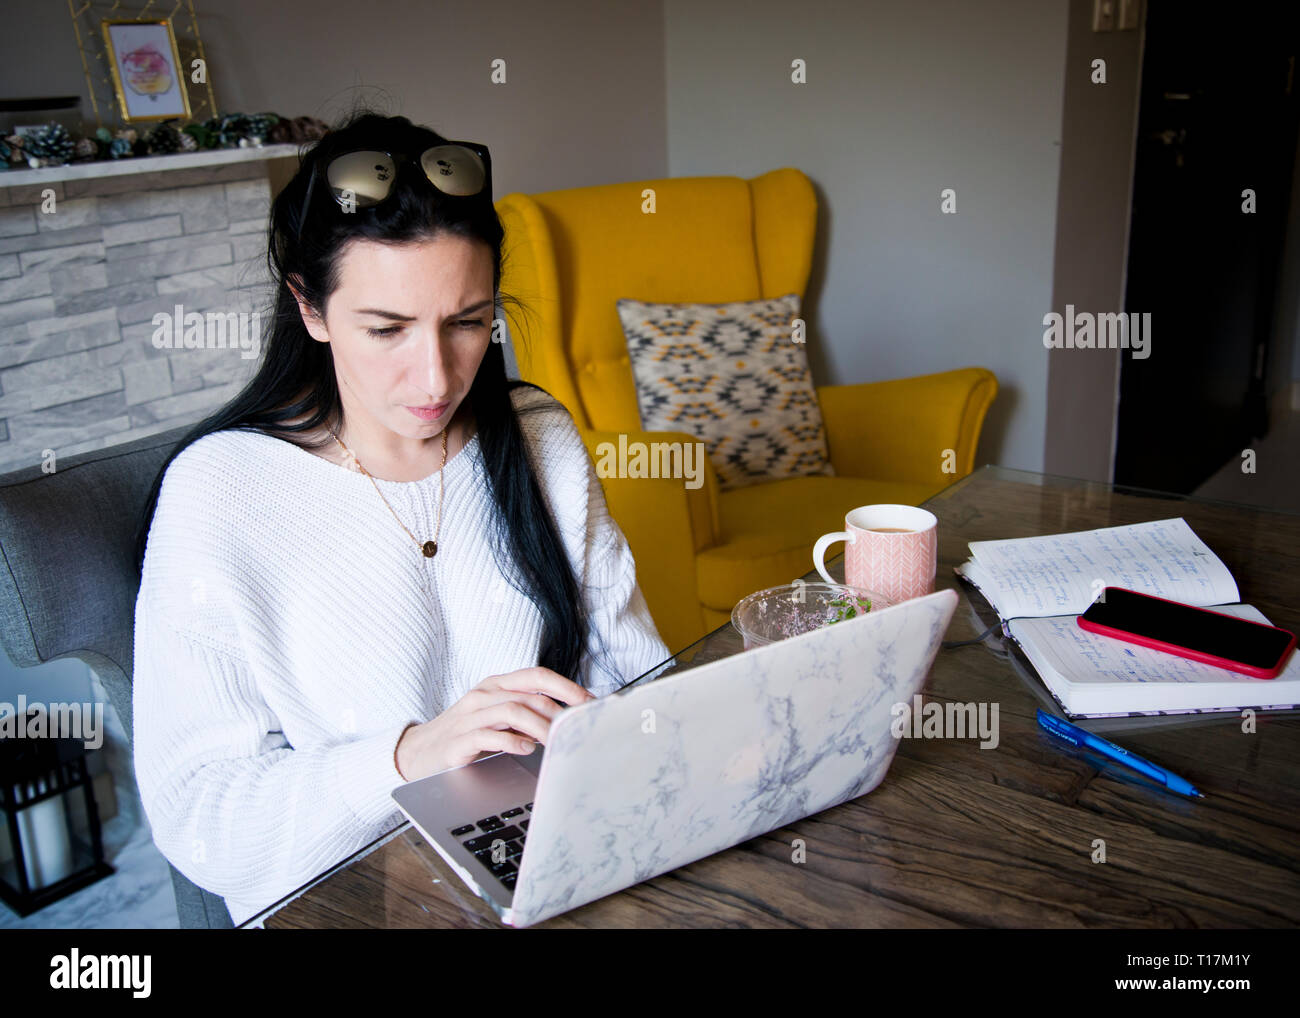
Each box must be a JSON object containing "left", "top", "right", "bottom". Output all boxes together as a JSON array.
[{"left": 102, "top": 19, "right": 192, "bottom": 123}]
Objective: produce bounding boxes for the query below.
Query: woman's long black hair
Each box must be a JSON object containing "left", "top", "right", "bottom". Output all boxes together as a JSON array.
[{"left": 134, "top": 109, "right": 603, "bottom": 687}]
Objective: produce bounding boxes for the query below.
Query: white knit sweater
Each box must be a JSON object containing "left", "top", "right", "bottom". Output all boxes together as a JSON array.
[{"left": 132, "top": 386, "right": 670, "bottom": 926}]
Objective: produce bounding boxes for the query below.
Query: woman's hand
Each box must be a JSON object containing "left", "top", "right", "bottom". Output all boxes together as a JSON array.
[{"left": 394, "top": 666, "right": 595, "bottom": 783}]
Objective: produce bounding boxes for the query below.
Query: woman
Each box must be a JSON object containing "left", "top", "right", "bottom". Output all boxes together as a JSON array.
[{"left": 131, "top": 111, "right": 670, "bottom": 926}]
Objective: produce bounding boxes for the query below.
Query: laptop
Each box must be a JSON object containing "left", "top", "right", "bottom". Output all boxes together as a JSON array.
[{"left": 391, "top": 587, "right": 958, "bottom": 927}]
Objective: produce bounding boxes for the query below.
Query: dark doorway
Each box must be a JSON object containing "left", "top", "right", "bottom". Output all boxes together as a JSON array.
[{"left": 1114, "top": 0, "right": 1299, "bottom": 493}]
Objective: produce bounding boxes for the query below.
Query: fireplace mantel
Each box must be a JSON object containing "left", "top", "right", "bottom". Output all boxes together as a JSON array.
[{"left": 0, "top": 142, "right": 302, "bottom": 189}]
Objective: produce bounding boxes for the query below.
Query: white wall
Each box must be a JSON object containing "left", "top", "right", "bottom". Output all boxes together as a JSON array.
[{"left": 665, "top": 0, "right": 1070, "bottom": 471}]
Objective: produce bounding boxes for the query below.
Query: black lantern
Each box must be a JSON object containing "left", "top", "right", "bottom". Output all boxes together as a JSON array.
[{"left": 0, "top": 710, "right": 113, "bottom": 916}]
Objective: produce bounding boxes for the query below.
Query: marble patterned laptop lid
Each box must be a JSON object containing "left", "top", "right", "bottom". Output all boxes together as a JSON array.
[{"left": 506, "top": 587, "right": 958, "bottom": 927}]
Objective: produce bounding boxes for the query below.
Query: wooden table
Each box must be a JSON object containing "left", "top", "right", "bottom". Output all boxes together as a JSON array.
[{"left": 244, "top": 466, "right": 1300, "bottom": 929}]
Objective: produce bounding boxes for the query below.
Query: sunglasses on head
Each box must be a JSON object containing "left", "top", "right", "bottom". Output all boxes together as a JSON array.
[{"left": 297, "top": 140, "right": 491, "bottom": 233}]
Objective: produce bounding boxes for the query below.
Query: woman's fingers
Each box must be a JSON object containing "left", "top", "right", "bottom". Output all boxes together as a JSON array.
[
  {"left": 437, "top": 667, "right": 598, "bottom": 760},
  {"left": 484, "top": 666, "right": 596, "bottom": 707},
  {"left": 472, "top": 688, "right": 565, "bottom": 724},
  {"left": 465, "top": 699, "right": 553, "bottom": 745},
  {"left": 455, "top": 727, "right": 537, "bottom": 763}
]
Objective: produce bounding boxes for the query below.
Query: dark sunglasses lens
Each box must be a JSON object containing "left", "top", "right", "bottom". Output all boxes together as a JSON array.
[
  {"left": 420, "top": 145, "right": 486, "bottom": 197},
  {"left": 326, "top": 150, "right": 396, "bottom": 207}
]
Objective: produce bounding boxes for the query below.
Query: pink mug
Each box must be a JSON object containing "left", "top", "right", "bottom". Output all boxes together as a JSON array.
[{"left": 813, "top": 504, "right": 938, "bottom": 603}]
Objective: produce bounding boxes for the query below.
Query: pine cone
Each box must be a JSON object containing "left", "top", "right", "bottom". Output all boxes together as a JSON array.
[
  {"left": 267, "top": 118, "right": 292, "bottom": 144},
  {"left": 246, "top": 112, "right": 278, "bottom": 144},
  {"left": 22, "top": 122, "right": 74, "bottom": 168},
  {"left": 144, "top": 120, "right": 182, "bottom": 155},
  {"left": 298, "top": 116, "right": 330, "bottom": 141},
  {"left": 216, "top": 113, "right": 251, "bottom": 148},
  {"left": 268, "top": 115, "right": 329, "bottom": 144}
]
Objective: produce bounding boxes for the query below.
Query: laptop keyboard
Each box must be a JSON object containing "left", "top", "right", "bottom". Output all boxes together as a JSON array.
[{"left": 449, "top": 801, "right": 534, "bottom": 891}]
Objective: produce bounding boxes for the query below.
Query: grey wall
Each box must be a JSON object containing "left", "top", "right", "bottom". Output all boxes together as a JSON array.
[
  {"left": 1, "top": 0, "right": 669, "bottom": 203},
  {"left": 1043, "top": 0, "right": 1145, "bottom": 481},
  {"left": 665, "top": 0, "right": 1070, "bottom": 472},
  {"left": 4, "top": 1, "right": 1077, "bottom": 474}
]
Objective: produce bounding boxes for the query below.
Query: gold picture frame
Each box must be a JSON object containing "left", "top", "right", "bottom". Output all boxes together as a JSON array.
[{"left": 101, "top": 18, "right": 193, "bottom": 123}]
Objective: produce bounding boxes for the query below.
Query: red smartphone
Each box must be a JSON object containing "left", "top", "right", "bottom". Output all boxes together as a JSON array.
[{"left": 1077, "top": 587, "right": 1297, "bottom": 679}]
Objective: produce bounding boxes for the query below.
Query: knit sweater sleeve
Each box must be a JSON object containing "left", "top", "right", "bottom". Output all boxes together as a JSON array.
[
  {"left": 132, "top": 443, "right": 413, "bottom": 922},
  {"left": 576, "top": 451, "right": 674, "bottom": 695},
  {"left": 516, "top": 389, "right": 673, "bottom": 694}
]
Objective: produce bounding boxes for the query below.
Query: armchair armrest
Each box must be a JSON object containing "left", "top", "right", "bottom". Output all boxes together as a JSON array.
[
  {"left": 817, "top": 367, "right": 997, "bottom": 489},
  {"left": 579, "top": 428, "right": 721, "bottom": 652}
]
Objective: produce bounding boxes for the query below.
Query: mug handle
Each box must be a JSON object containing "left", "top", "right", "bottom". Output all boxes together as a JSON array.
[{"left": 813, "top": 531, "right": 854, "bottom": 584}]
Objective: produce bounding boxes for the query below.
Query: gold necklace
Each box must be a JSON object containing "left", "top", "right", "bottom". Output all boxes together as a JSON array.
[{"left": 330, "top": 426, "right": 447, "bottom": 558}]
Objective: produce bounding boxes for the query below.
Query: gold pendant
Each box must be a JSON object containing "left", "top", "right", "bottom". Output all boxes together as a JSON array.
[{"left": 421, "top": 540, "right": 438, "bottom": 557}]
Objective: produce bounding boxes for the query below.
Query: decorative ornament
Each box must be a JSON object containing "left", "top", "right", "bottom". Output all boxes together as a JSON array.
[
  {"left": 181, "top": 121, "right": 211, "bottom": 149},
  {"left": 268, "top": 115, "right": 330, "bottom": 145},
  {"left": 6, "top": 110, "right": 321, "bottom": 171},
  {"left": 245, "top": 112, "right": 278, "bottom": 144},
  {"left": 21, "top": 122, "right": 74, "bottom": 169},
  {"left": 215, "top": 113, "right": 250, "bottom": 148},
  {"left": 72, "top": 136, "right": 100, "bottom": 162},
  {"left": 100, "top": 127, "right": 139, "bottom": 160},
  {"left": 144, "top": 119, "right": 183, "bottom": 155}
]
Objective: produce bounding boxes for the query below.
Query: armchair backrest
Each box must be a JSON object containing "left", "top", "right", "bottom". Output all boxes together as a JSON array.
[
  {"left": 0, "top": 426, "right": 190, "bottom": 745},
  {"left": 495, "top": 168, "right": 818, "bottom": 432}
]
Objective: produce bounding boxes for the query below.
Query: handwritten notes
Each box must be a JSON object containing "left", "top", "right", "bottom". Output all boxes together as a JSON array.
[{"left": 962, "top": 518, "right": 1240, "bottom": 621}]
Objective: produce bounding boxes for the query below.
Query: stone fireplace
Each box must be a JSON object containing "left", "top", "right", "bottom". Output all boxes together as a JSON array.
[{"left": 0, "top": 145, "right": 298, "bottom": 474}]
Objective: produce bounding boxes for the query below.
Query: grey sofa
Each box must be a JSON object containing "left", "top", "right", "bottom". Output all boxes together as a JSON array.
[{"left": 0, "top": 425, "right": 234, "bottom": 929}]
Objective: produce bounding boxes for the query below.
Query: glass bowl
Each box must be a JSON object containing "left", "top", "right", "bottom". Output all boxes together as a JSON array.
[{"left": 731, "top": 581, "right": 891, "bottom": 650}]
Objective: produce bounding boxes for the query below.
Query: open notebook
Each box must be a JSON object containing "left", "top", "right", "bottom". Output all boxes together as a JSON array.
[{"left": 955, "top": 518, "right": 1300, "bottom": 718}]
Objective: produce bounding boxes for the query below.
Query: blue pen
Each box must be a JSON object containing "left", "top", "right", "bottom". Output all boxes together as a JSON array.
[{"left": 1036, "top": 709, "right": 1205, "bottom": 799}]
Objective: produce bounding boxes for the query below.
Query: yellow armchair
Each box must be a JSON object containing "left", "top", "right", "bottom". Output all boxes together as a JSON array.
[{"left": 495, "top": 169, "right": 997, "bottom": 654}]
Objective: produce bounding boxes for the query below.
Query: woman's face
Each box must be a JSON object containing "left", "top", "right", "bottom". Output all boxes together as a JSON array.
[{"left": 296, "top": 231, "right": 495, "bottom": 447}]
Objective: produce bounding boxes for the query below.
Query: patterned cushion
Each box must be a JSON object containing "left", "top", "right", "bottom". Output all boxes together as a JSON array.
[{"left": 616, "top": 293, "right": 834, "bottom": 490}]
